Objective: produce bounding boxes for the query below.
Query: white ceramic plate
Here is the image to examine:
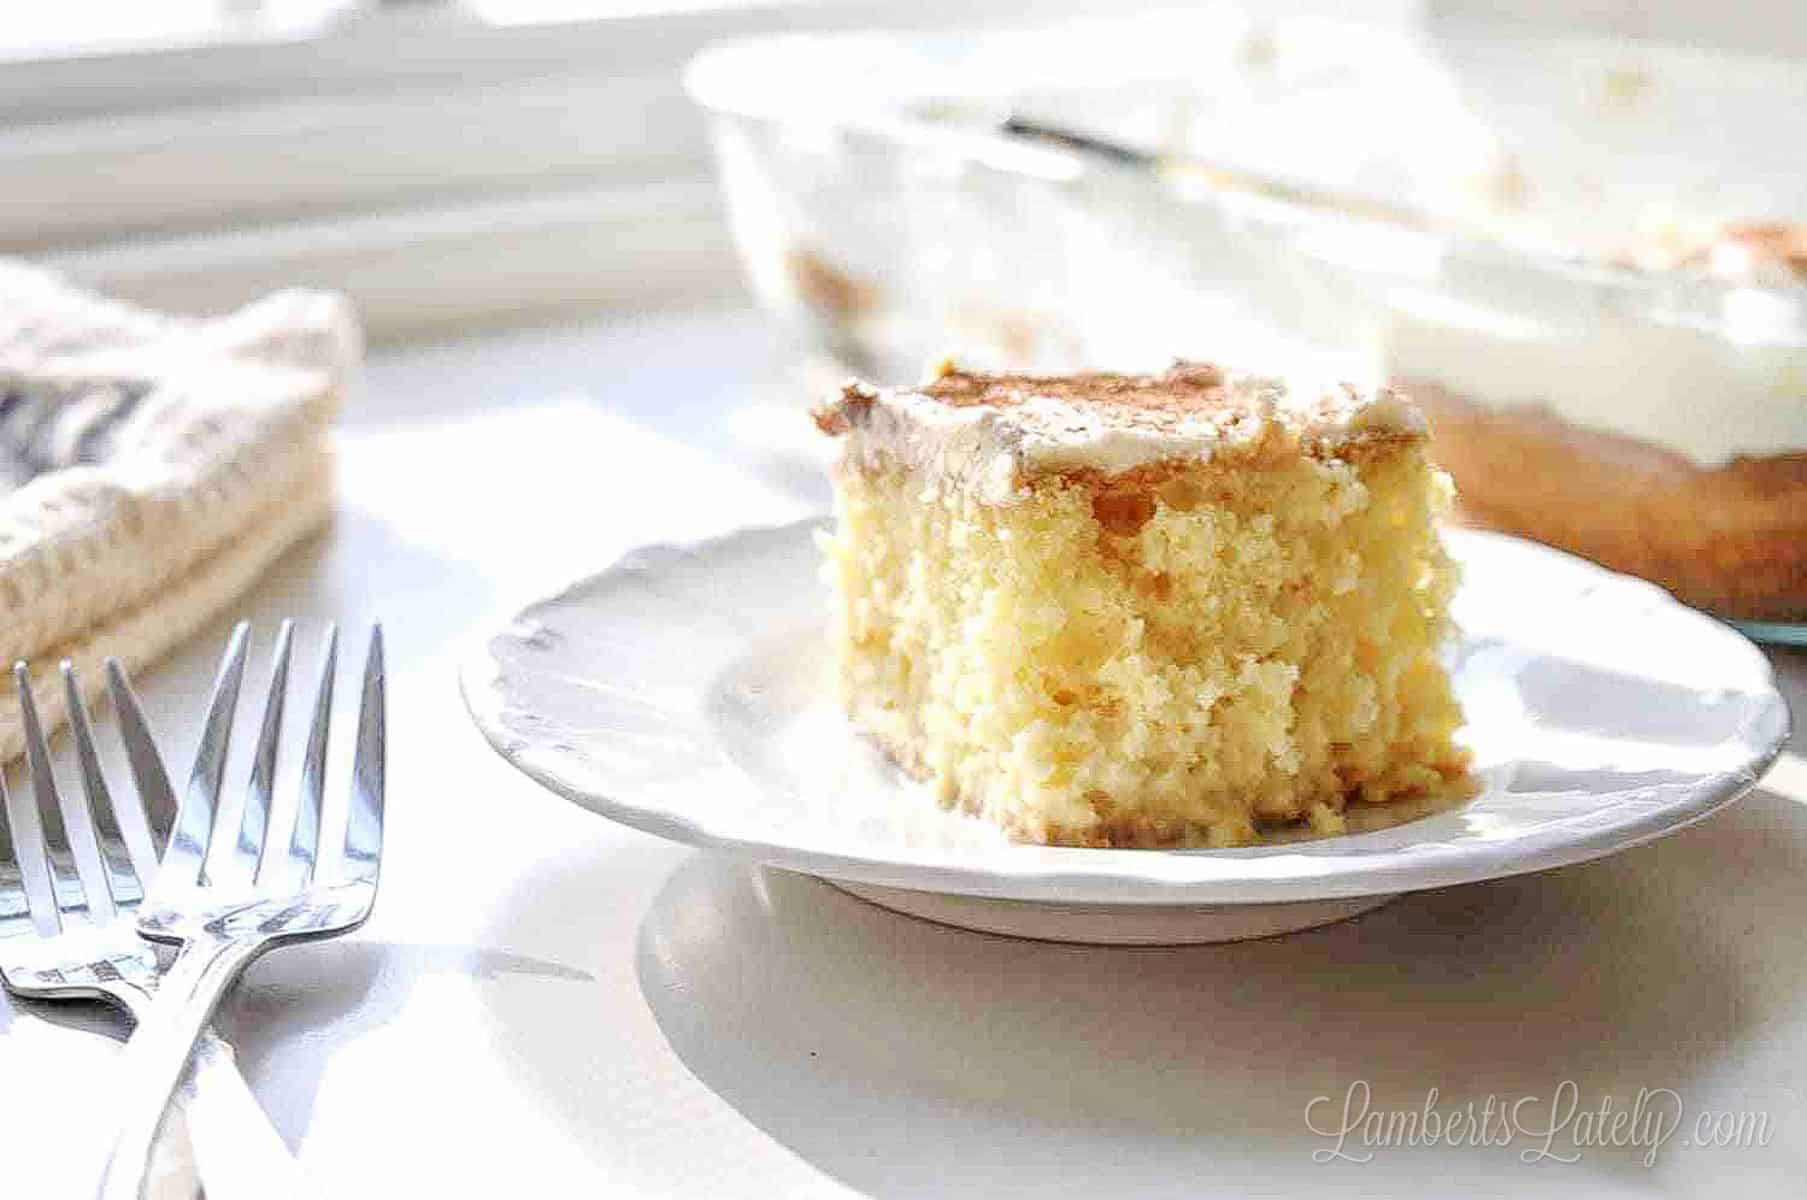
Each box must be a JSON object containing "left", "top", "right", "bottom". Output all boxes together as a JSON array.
[{"left": 463, "top": 520, "right": 1789, "bottom": 943}]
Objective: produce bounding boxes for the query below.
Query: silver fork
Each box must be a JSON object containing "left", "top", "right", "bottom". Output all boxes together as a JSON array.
[
  {"left": 0, "top": 653, "right": 302, "bottom": 1198},
  {"left": 97, "top": 621, "right": 386, "bottom": 1200}
]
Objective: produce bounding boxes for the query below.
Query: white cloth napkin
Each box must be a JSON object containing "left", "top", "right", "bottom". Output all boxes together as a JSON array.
[{"left": 0, "top": 262, "right": 359, "bottom": 758}]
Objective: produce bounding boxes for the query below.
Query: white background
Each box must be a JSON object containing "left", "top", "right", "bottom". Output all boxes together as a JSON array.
[{"left": 1, "top": 3, "right": 1804, "bottom": 1195}]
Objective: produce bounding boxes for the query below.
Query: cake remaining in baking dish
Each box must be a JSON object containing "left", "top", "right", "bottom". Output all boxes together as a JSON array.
[
  {"left": 1386, "top": 221, "right": 1807, "bottom": 624},
  {"left": 813, "top": 361, "right": 1469, "bottom": 847}
]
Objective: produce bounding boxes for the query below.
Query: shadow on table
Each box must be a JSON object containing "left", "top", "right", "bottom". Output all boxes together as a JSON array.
[
  {"left": 617, "top": 789, "right": 1807, "bottom": 1198},
  {"left": 219, "top": 938, "right": 591, "bottom": 1149}
]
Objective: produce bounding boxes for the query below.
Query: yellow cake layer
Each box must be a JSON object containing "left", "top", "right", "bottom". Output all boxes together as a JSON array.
[{"left": 820, "top": 442, "right": 1469, "bottom": 847}]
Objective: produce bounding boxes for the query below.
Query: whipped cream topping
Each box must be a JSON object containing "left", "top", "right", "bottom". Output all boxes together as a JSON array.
[
  {"left": 1384, "top": 292, "right": 1807, "bottom": 467},
  {"left": 814, "top": 362, "right": 1425, "bottom": 502}
]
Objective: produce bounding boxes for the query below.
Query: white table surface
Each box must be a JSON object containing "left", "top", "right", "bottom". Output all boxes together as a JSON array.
[{"left": 2, "top": 305, "right": 1803, "bottom": 1199}]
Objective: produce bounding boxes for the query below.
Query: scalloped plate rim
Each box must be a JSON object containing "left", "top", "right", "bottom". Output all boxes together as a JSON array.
[{"left": 461, "top": 519, "right": 1791, "bottom": 906}]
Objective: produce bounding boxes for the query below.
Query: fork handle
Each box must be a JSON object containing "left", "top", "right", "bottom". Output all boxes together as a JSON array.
[
  {"left": 182, "top": 1030, "right": 306, "bottom": 1198},
  {"left": 98, "top": 937, "right": 272, "bottom": 1200}
]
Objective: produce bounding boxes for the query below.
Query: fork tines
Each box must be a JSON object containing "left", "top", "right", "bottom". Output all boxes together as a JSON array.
[
  {"left": 160, "top": 621, "right": 385, "bottom": 895},
  {"left": 1, "top": 658, "right": 172, "bottom": 938},
  {"left": 0, "top": 621, "right": 385, "bottom": 941}
]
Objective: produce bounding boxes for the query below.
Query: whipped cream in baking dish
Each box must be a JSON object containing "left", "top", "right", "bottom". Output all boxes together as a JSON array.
[
  {"left": 813, "top": 362, "right": 1425, "bottom": 502},
  {"left": 1383, "top": 288, "right": 1807, "bottom": 468}
]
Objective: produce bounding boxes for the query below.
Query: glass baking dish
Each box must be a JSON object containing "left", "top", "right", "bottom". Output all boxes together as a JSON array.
[{"left": 685, "top": 11, "right": 1807, "bottom": 639}]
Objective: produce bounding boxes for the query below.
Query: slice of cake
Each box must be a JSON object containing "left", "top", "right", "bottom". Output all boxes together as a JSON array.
[{"left": 813, "top": 361, "right": 1469, "bottom": 847}]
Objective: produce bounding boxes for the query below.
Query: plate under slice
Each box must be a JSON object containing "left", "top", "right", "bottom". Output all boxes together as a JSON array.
[
  {"left": 467, "top": 519, "right": 1789, "bottom": 915},
  {"left": 828, "top": 880, "right": 1401, "bottom": 945}
]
